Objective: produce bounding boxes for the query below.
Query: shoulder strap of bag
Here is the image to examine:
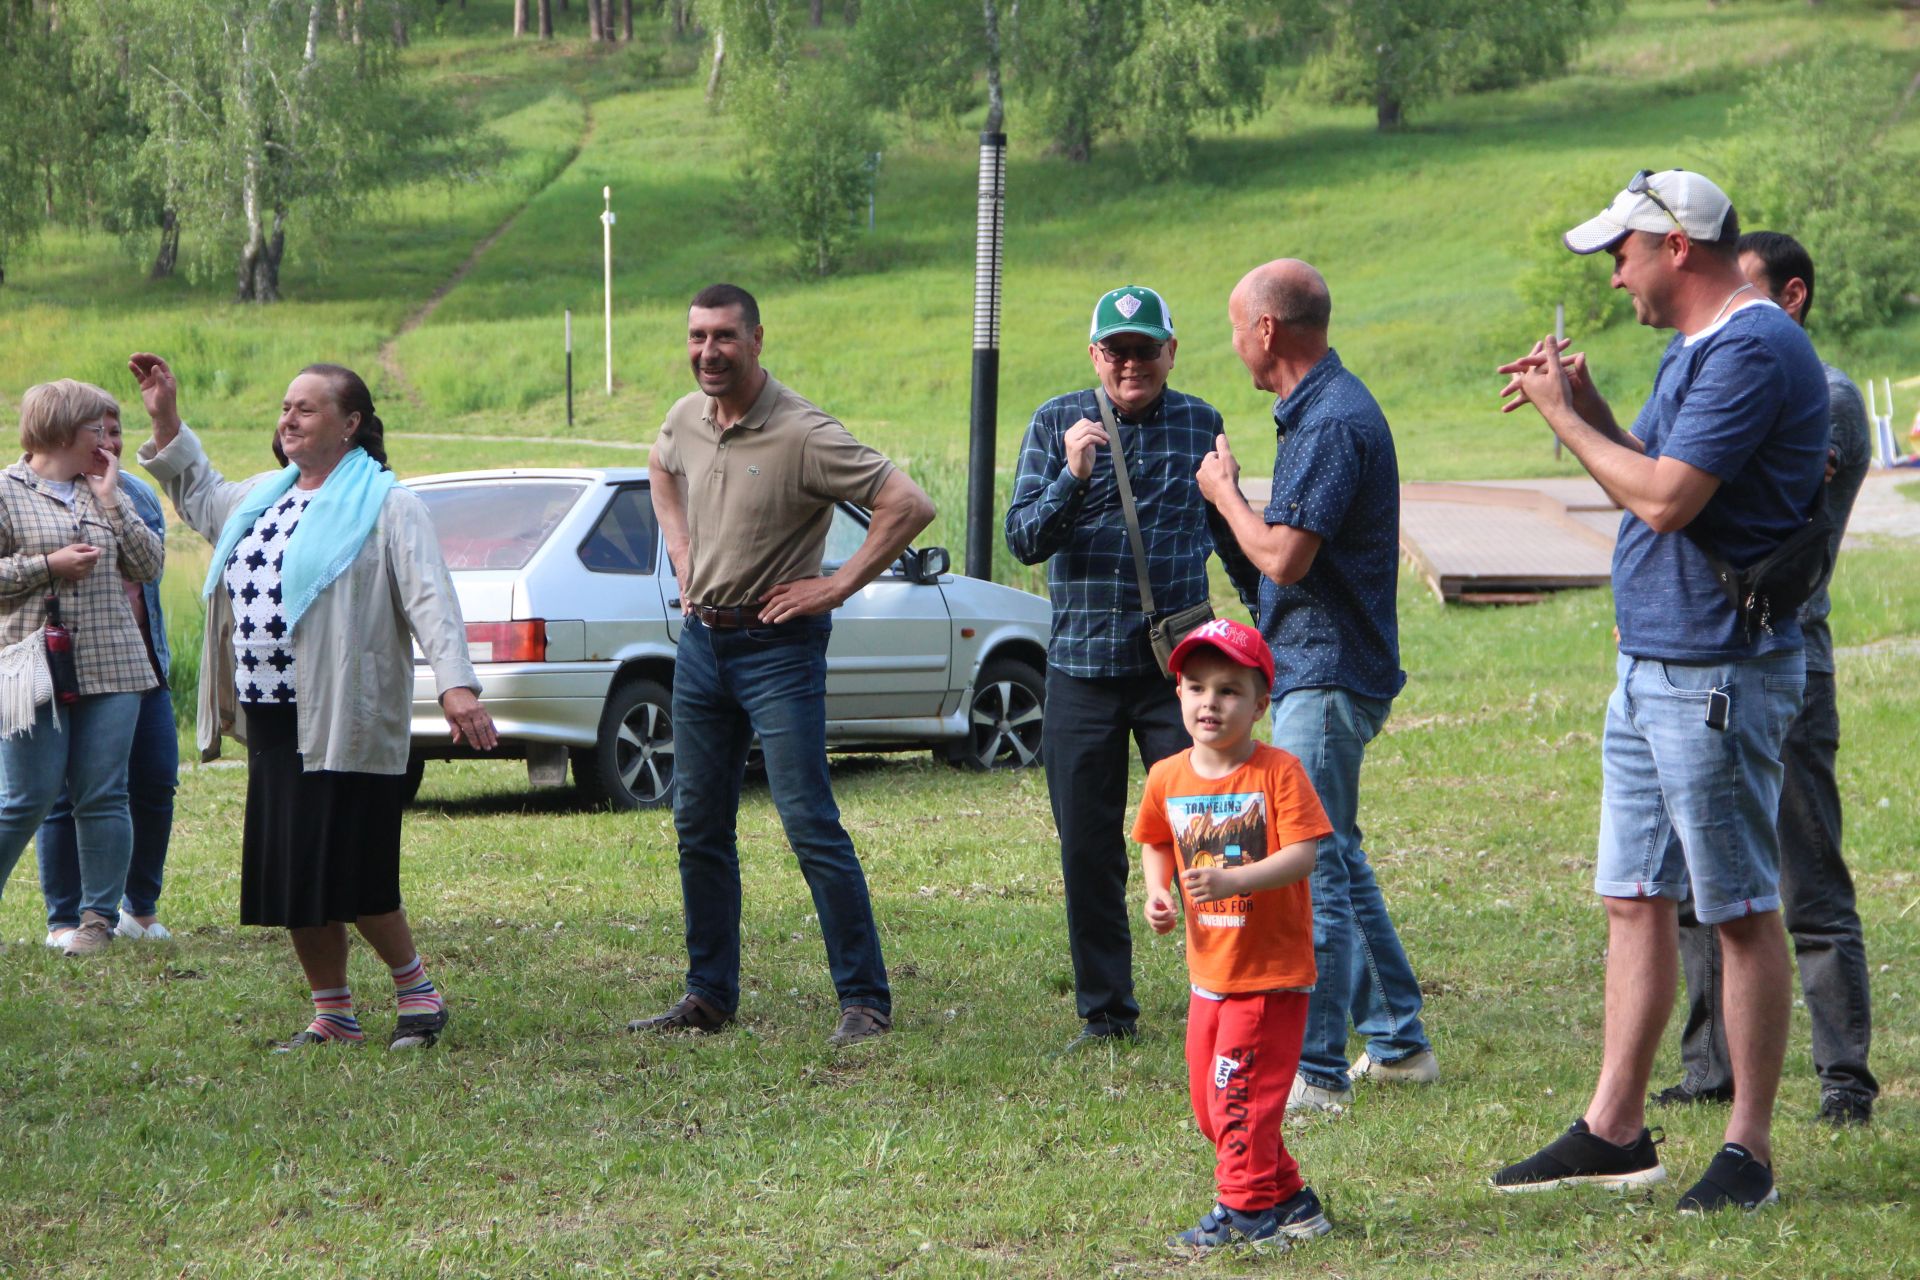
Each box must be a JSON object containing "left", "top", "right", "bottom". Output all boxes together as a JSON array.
[{"left": 1095, "top": 386, "right": 1158, "bottom": 617}]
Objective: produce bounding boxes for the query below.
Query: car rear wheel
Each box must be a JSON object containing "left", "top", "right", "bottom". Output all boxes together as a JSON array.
[
  {"left": 943, "top": 656, "right": 1045, "bottom": 771},
  {"left": 575, "top": 677, "right": 675, "bottom": 809},
  {"left": 400, "top": 757, "right": 426, "bottom": 806}
]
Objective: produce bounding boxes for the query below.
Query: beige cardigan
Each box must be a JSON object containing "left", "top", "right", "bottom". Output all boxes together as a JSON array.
[{"left": 141, "top": 427, "right": 479, "bottom": 774}]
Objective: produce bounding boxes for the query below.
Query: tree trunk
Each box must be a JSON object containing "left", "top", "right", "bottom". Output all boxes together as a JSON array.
[
  {"left": 538, "top": 0, "right": 553, "bottom": 38},
  {"left": 706, "top": 27, "right": 725, "bottom": 101},
  {"left": 514, "top": 0, "right": 527, "bottom": 36},
  {"left": 1375, "top": 85, "right": 1402, "bottom": 130},
  {"left": 603, "top": 0, "right": 617, "bottom": 41},
  {"left": 843, "top": 0, "right": 858, "bottom": 23},
  {"left": 671, "top": 0, "right": 686, "bottom": 38},
  {"left": 622, "top": 0, "right": 633, "bottom": 40},
  {"left": 809, "top": 0, "right": 822, "bottom": 25},
  {"left": 149, "top": 208, "right": 179, "bottom": 280},
  {"left": 588, "top": 0, "right": 602, "bottom": 39}
]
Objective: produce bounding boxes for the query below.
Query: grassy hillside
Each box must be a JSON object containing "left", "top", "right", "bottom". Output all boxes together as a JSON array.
[
  {"left": 3, "top": 6, "right": 1919, "bottom": 1276},
  {"left": 5, "top": 0, "right": 1920, "bottom": 577}
]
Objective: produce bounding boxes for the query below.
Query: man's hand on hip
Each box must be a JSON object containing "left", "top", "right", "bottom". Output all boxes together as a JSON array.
[
  {"left": 760, "top": 575, "right": 847, "bottom": 624},
  {"left": 1196, "top": 433, "right": 1241, "bottom": 505},
  {"left": 1063, "top": 418, "right": 1109, "bottom": 482}
]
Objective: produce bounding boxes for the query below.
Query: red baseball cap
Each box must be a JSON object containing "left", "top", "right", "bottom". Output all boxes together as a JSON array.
[{"left": 1167, "top": 618, "right": 1274, "bottom": 689}]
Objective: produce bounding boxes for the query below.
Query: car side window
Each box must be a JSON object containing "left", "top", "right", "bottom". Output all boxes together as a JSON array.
[
  {"left": 823, "top": 504, "right": 873, "bottom": 572},
  {"left": 577, "top": 485, "right": 659, "bottom": 574}
]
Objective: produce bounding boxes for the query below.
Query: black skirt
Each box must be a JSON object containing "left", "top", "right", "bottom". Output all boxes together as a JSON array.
[{"left": 239, "top": 702, "right": 406, "bottom": 928}]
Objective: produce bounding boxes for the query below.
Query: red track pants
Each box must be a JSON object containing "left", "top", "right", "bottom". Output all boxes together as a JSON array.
[{"left": 1185, "top": 990, "right": 1309, "bottom": 1211}]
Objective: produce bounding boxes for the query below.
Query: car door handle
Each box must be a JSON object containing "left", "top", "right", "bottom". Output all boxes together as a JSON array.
[{"left": 668, "top": 597, "right": 681, "bottom": 608}]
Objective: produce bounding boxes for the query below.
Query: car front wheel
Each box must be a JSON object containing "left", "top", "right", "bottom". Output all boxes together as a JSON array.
[
  {"left": 944, "top": 656, "right": 1045, "bottom": 771},
  {"left": 575, "top": 677, "right": 675, "bottom": 809}
]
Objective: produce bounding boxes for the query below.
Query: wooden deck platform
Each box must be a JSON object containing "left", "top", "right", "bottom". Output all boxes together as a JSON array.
[
  {"left": 1234, "top": 475, "right": 1621, "bottom": 604},
  {"left": 1398, "top": 482, "right": 1618, "bottom": 603}
]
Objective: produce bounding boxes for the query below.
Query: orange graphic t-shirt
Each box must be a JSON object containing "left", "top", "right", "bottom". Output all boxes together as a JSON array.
[{"left": 1132, "top": 743, "right": 1332, "bottom": 995}]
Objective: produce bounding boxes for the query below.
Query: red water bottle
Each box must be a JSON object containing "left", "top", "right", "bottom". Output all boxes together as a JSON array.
[{"left": 44, "top": 593, "right": 79, "bottom": 705}]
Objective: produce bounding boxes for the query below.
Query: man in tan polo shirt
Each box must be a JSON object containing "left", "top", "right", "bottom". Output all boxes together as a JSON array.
[{"left": 631, "top": 282, "right": 935, "bottom": 1046}]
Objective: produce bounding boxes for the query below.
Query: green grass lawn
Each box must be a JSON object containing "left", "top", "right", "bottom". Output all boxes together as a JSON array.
[
  {"left": 4, "top": 2, "right": 1919, "bottom": 1275},
  {"left": 3, "top": 550, "right": 1915, "bottom": 1279}
]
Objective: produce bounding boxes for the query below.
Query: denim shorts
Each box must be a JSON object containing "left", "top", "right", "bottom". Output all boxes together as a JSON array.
[{"left": 1594, "top": 650, "right": 1805, "bottom": 924}]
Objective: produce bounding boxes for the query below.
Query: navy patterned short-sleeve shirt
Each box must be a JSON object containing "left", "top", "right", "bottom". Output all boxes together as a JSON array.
[
  {"left": 224, "top": 488, "right": 314, "bottom": 704},
  {"left": 1258, "top": 349, "right": 1406, "bottom": 701}
]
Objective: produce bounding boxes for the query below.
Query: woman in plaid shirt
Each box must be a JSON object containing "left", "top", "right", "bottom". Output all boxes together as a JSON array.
[{"left": 0, "top": 380, "right": 164, "bottom": 957}]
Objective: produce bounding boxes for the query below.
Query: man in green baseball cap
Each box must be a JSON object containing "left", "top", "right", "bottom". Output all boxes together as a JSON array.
[{"left": 1006, "top": 285, "right": 1259, "bottom": 1055}]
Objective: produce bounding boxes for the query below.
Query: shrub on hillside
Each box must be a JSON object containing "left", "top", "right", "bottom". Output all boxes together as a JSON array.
[
  {"left": 1514, "top": 181, "right": 1635, "bottom": 338},
  {"left": 1718, "top": 41, "right": 1920, "bottom": 339}
]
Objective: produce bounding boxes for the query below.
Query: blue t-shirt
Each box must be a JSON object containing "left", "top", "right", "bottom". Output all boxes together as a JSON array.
[
  {"left": 1613, "top": 303, "right": 1829, "bottom": 662},
  {"left": 1257, "top": 349, "right": 1406, "bottom": 701}
]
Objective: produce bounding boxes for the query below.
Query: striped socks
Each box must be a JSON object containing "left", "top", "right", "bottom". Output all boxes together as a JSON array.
[
  {"left": 307, "top": 986, "right": 364, "bottom": 1043},
  {"left": 390, "top": 955, "right": 446, "bottom": 1016}
]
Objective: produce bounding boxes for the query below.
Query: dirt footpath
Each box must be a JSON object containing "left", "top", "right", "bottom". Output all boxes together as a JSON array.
[{"left": 1844, "top": 472, "right": 1920, "bottom": 545}]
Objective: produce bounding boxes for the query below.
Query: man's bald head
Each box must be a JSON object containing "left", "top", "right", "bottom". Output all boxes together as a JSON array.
[{"left": 1235, "top": 259, "right": 1331, "bottom": 333}]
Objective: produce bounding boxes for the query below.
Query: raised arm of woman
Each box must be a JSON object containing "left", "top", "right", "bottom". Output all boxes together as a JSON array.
[{"left": 130, "top": 353, "right": 260, "bottom": 544}]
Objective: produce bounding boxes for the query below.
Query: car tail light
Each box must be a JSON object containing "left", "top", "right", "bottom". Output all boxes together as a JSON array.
[{"left": 466, "top": 620, "right": 546, "bottom": 663}]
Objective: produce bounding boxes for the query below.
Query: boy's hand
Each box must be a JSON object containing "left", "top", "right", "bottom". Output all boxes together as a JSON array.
[
  {"left": 1182, "top": 866, "right": 1239, "bottom": 904},
  {"left": 1145, "top": 887, "right": 1180, "bottom": 934}
]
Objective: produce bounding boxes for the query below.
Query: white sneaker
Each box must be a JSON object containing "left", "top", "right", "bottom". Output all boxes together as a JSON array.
[
  {"left": 139, "top": 920, "right": 172, "bottom": 941},
  {"left": 44, "top": 927, "right": 76, "bottom": 950},
  {"left": 1287, "top": 1073, "right": 1354, "bottom": 1114},
  {"left": 1349, "top": 1048, "right": 1440, "bottom": 1085},
  {"left": 115, "top": 916, "right": 146, "bottom": 940}
]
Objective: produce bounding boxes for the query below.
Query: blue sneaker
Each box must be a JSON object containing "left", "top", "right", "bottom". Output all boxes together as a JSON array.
[
  {"left": 1273, "top": 1185, "right": 1333, "bottom": 1238},
  {"left": 1167, "top": 1203, "right": 1285, "bottom": 1253}
]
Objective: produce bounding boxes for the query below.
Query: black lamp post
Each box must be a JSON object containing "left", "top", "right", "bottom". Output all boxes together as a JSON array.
[{"left": 965, "top": 130, "right": 1007, "bottom": 581}]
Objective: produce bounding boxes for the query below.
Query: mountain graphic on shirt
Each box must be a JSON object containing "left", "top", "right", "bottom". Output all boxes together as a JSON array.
[{"left": 1169, "top": 792, "right": 1268, "bottom": 869}]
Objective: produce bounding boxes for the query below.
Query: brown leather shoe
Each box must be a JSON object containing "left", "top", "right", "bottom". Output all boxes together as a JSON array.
[
  {"left": 828, "top": 1005, "right": 891, "bottom": 1046},
  {"left": 627, "top": 993, "right": 732, "bottom": 1034}
]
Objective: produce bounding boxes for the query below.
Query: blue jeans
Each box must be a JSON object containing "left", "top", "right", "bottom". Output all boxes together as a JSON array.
[
  {"left": 0, "top": 692, "right": 142, "bottom": 919},
  {"left": 671, "top": 616, "right": 889, "bottom": 1018},
  {"left": 38, "top": 684, "right": 178, "bottom": 927},
  {"left": 1596, "top": 651, "right": 1804, "bottom": 923},
  {"left": 1271, "top": 687, "right": 1430, "bottom": 1091}
]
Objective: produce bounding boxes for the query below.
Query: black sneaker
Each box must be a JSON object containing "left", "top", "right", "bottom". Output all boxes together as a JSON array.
[
  {"left": 1817, "top": 1090, "right": 1872, "bottom": 1127},
  {"left": 1167, "top": 1202, "right": 1284, "bottom": 1253},
  {"left": 1051, "top": 1024, "right": 1138, "bottom": 1058},
  {"left": 1272, "top": 1185, "right": 1332, "bottom": 1239},
  {"left": 1677, "top": 1143, "right": 1777, "bottom": 1213},
  {"left": 1650, "top": 1081, "right": 1734, "bottom": 1107},
  {"left": 1491, "top": 1119, "right": 1666, "bottom": 1193},
  {"left": 390, "top": 1006, "right": 449, "bottom": 1050}
]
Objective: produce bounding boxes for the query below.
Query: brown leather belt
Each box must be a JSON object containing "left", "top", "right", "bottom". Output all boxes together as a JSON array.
[{"left": 688, "top": 603, "right": 763, "bottom": 629}]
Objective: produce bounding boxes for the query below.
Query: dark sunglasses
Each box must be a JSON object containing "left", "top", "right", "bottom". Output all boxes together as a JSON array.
[
  {"left": 1628, "top": 169, "right": 1686, "bottom": 235},
  {"left": 1096, "top": 340, "right": 1165, "bottom": 364}
]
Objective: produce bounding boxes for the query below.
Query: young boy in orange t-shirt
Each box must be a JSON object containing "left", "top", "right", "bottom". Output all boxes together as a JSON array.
[{"left": 1132, "top": 618, "right": 1334, "bottom": 1252}]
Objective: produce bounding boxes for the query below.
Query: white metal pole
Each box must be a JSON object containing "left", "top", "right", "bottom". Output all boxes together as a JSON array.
[{"left": 601, "top": 186, "right": 615, "bottom": 395}]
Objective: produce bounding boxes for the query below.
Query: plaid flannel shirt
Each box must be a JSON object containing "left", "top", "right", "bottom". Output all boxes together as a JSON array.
[
  {"left": 1005, "top": 387, "right": 1258, "bottom": 677},
  {"left": 0, "top": 461, "right": 164, "bottom": 695}
]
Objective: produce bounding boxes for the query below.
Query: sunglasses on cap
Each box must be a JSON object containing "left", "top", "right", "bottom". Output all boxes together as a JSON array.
[{"left": 1628, "top": 169, "right": 1686, "bottom": 236}]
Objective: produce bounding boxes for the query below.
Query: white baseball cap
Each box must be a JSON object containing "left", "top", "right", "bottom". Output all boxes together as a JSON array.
[{"left": 1563, "top": 169, "right": 1735, "bottom": 255}]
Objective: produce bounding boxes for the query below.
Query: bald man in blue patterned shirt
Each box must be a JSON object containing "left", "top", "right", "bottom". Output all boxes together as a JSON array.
[
  {"left": 1007, "top": 285, "right": 1258, "bottom": 1054},
  {"left": 1199, "top": 259, "right": 1435, "bottom": 1113}
]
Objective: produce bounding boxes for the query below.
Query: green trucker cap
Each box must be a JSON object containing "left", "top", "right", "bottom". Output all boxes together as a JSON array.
[{"left": 1089, "top": 285, "right": 1174, "bottom": 343}]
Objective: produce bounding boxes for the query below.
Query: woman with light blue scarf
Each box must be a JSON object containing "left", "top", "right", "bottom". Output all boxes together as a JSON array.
[{"left": 130, "top": 354, "right": 497, "bottom": 1054}]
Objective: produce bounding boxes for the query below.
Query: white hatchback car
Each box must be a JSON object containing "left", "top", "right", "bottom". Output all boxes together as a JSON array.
[{"left": 405, "top": 467, "right": 1051, "bottom": 808}]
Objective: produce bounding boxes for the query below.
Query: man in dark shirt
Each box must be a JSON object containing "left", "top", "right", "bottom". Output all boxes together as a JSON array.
[
  {"left": 1006, "top": 285, "right": 1254, "bottom": 1053},
  {"left": 1198, "top": 259, "right": 1435, "bottom": 1114},
  {"left": 1656, "top": 231, "right": 1878, "bottom": 1126},
  {"left": 1492, "top": 171, "right": 1827, "bottom": 1212}
]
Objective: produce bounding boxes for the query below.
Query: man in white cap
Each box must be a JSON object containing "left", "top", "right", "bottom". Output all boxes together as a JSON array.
[
  {"left": 1491, "top": 170, "right": 1829, "bottom": 1212},
  {"left": 1006, "top": 285, "right": 1256, "bottom": 1054}
]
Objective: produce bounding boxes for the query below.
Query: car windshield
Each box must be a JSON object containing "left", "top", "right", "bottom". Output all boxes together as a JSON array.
[{"left": 414, "top": 480, "right": 587, "bottom": 570}]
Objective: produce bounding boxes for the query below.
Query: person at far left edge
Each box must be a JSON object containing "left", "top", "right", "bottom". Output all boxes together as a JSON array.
[
  {"left": 634, "top": 283, "right": 935, "bottom": 1048},
  {"left": 1006, "top": 285, "right": 1260, "bottom": 1056}
]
